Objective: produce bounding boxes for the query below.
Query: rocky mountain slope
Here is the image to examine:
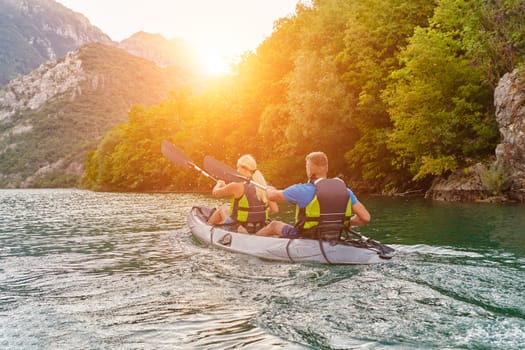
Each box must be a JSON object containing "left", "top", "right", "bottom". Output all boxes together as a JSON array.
[
  {"left": 0, "top": 43, "right": 195, "bottom": 188},
  {"left": 0, "top": 0, "right": 113, "bottom": 85},
  {"left": 0, "top": 0, "right": 208, "bottom": 188}
]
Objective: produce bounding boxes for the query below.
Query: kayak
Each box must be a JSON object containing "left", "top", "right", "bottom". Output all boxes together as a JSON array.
[{"left": 187, "top": 206, "right": 395, "bottom": 265}]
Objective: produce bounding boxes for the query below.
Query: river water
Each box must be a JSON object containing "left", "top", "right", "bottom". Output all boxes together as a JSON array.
[{"left": 0, "top": 189, "right": 523, "bottom": 349}]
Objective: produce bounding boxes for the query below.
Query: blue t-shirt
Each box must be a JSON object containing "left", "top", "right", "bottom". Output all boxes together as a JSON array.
[{"left": 282, "top": 181, "right": 358, "bottom": 208}]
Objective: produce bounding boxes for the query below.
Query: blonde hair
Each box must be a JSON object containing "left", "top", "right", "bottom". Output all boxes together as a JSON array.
[{"left": 237, "top": 154, "right": 269, "bottom": 204}]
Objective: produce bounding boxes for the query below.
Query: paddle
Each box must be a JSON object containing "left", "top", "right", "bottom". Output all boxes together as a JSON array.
[
  {"left": 203, "top": 155, "right": 268, "bottom": 190},
  {"left": 161, "top": 140, "right": 216, "bottom": 181},
  {"left": 347, "top": 226, "right": 395, "bottom": 259}
]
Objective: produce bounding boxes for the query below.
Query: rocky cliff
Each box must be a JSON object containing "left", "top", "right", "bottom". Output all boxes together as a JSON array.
[
  {"left": 493, "top": 69, "right": 525, "bottom": 201},
  {"left": 0, "top": 43, "right": 195, "bottom": 188},
  {"left": 0, "top": 0, "right": 113, "bottom": 85},
  {"left": 426, "top": 69, "right": 525, "bottom": 202},
  {"left": 0, "top": 50, "right": 86, "bottom": 120}
]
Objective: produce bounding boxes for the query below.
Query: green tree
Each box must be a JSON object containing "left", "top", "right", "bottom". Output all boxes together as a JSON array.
[
  {"left": 83, "top": 90, "right": 199, "bottom": 191},
  {"left": 382, "top": 0, "right": 522, "bottom": 181},
  {"left": 239, "top": 9, "right": 304, "bottom": 185},
  {"left": 432, "top": 0, "right": 525, "bottom": 87},
  {"left": 384, "top": 26, "right": 498, "bottom": 180},
  {"left": 282, "top": 0, "right": 358, "bottom": 173},
  {"left": 338, "top": 0, "right": 436, "bottom": 186},
  {"left": 83, "top": 0, "right": 525, "bottom": 194}
]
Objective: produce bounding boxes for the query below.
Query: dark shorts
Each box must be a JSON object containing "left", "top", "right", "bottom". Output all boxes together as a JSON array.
[{"left": 281, "top": 224, "right": 300, "bottom": 237}]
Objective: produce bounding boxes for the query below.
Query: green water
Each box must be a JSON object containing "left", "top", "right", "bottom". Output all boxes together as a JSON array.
[{"left": 0, "top": 189, "right": 523, "bottom": 349}]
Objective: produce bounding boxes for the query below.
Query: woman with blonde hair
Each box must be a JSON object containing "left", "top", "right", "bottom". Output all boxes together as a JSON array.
[{"left": 207, "top": 154, "right": 278, "bottom": 233}]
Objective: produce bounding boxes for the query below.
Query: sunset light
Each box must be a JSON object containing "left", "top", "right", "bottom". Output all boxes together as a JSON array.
[
  {"left": 4, "top": 0, "right": 524, "bottom": 347},
  {"left": 57, "top": 0, "right": 300, "bottom": 76},
  {"left": 194, "top": 44, "right": 235, "bottom": 76}
]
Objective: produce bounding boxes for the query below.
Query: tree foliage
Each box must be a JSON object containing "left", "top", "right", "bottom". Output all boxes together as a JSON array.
[
  {"left": 83, "top": 0, "right": 524, "bottom": 193},
  {"left": 383, "top": 0, "right": 521, "bottom": 181}
]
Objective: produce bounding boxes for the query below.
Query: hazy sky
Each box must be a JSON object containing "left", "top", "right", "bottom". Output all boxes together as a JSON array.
[{"left": 56, "top": 0, "right": 302, "bottom": 74}]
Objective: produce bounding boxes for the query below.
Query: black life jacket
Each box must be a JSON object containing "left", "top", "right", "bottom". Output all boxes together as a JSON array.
[
  {"left": 295, "top": 178, "right": 352, "bottom": 232},
  {"left": 229, "top": 183, "right": 268, "bottom": 224}
]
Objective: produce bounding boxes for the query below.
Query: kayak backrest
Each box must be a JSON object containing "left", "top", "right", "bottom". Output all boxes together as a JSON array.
[{"left": 301, "top": 223, "right": 345, "bottom": 242}]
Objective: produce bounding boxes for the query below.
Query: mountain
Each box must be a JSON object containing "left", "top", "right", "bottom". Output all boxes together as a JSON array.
[
  {"left": 0, "top": 0, "right": 113, "bottom": 85},
  {"left": 0, "top": 43, "right": 195, "bottom": 188},
  {"left": 0, "top": 0, "right": 208, "bottom": 188},
  {"left": 118, "top": 31, "right": 203, "bottom": 74}
]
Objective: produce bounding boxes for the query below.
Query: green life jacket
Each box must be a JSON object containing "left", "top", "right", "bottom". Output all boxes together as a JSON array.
[
  {"left": 229, "top": 183, "right": 268, "bottom": 224},
  {"left": 295, "top": 178, "right": 352, "bottom": 232}
]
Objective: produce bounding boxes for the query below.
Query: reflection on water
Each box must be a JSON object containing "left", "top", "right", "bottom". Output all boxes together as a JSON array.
[{"left": 0, "top": 189, "right": 524, "bottom": 349}]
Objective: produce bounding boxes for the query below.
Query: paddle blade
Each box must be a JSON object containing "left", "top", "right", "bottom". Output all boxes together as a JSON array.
[
  {"left": 347, "top": 227, "right": 395, "bottom": 259},
  {"left": 203, "top": 156, "right": 246, "bottom": 183},
  {"left": 161, "top": 140, "right": 193, "bottom": 168}
]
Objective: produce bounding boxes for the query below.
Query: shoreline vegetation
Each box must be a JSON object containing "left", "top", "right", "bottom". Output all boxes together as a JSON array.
[
  {"left": 2, "top": 0, "right": 524, "bottom": 204},
  {"left": 78, "top": 1, "right": 525, "bottom": 203}
]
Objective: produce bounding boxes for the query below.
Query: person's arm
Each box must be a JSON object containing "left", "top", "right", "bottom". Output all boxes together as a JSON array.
[
  {"left": 266, "top": 187, "right": 286, "bottom": 202},
  {"left": 268, "top": 200, "right": 279, "bottom": 214},
  {"left": 212, "top": 181, "right": 244, "bottom": 198},
  {"left": 350, "top": 201, "right": 371, "bottom": 226}
]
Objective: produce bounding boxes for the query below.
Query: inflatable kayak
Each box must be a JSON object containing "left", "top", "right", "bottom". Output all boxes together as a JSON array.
[{"left": 187, "top": 206, "right": 395, "bottom": 265}]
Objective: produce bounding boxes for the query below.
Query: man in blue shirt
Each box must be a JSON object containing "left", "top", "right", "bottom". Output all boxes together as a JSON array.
[{"left": 256, "top": 151, "right": 371, "bottom": 237}]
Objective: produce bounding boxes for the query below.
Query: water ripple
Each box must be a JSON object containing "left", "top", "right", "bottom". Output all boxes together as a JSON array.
[{"left": 1, "top": 189, "right": 524, "bottom": 349}]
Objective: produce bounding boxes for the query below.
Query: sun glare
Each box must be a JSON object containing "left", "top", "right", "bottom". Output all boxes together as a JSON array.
[{"left": 194, "top": 45, "right": 233, "bottom": 76}]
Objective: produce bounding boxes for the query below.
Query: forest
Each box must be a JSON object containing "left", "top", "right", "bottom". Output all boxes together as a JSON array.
[{"left": 81, "top": 0, "right": 525, "bottom": 193}]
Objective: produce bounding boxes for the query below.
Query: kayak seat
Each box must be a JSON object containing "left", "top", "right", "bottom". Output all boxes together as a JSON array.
[
  {"left": 298, "top": 223, "right": 347, "bottom": 264},
  {"left": 301, "top": 223, "right": 346, "bottom": 242},
  {"left": 240, "top": 221, "right": 267, "bottom": 234}
]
